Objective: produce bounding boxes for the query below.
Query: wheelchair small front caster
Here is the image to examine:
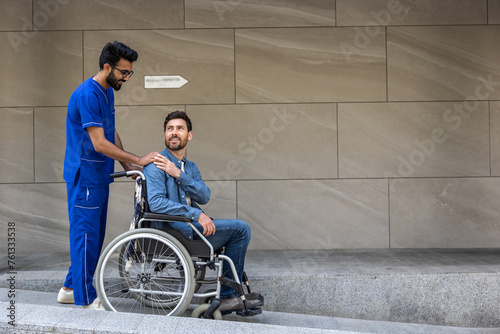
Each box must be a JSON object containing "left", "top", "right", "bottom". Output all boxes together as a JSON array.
[{"left": 191, "top": 303, "right": 223, "bottom": 320}]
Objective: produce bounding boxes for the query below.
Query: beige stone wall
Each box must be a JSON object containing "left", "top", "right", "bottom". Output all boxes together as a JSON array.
[{"left": 1, "top": 0, "right": 500, "bottom": 253}]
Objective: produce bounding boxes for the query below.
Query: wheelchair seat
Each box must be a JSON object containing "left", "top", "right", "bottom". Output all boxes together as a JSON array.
[{"left": 140, "top": 212, "right": 211, "bottom": 258}]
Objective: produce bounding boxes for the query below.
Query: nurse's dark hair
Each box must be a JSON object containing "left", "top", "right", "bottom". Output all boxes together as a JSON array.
[
  {"left": 164, "top": 111, "right": 193, "bottom": 132},
  {"left": 99, "top": 41, "right": 138, "bottom": 70}
]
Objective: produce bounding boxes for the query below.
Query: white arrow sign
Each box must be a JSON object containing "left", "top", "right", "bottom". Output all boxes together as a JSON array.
[{"left": 144, "top": 75, "right": 189, "bottom": 89}]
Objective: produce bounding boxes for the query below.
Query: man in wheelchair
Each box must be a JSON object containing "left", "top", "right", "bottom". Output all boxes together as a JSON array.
[{"left": 142, "top": 110, "right": 263, "bottom": 312}]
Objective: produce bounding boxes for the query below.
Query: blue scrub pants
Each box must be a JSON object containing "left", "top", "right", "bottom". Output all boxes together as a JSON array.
[
  {"left": 194, "top": 219, "right": 251, "bottom": 299},
  {"left": 63, "top": 183, "right": 109, "bottom": 306}
]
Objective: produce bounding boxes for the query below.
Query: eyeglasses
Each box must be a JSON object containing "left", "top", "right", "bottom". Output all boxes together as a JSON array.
[{"left": 111, "top": 65, "right": 134, "bottom": 79}]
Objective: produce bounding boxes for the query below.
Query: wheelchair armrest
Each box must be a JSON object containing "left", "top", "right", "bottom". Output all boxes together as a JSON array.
[{"left": 142, "top": 212, "right": 193, "bottom": 223}]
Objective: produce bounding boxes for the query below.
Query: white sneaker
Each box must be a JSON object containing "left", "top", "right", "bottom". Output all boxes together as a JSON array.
[
  {"left": 57, "top": 287, "right": 75, "bottom": 304},
  {"left": 82, "top": 297, "right": 105, "bottom": 310},
  {"left": 125, "top": 258, "right": 132, "bottom": 273}
]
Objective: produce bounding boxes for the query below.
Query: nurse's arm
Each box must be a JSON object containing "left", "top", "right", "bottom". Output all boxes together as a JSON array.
[{"left": 87, "top": 126, "right": 157, "bottom": 166}]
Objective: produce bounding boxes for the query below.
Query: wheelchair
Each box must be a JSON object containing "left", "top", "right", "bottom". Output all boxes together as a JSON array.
[{"left": 94, "top": 170, "right": 263, "bottom": 319}]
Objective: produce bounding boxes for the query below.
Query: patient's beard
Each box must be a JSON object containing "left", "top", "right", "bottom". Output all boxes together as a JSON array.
[{"left": 165, "top": 136, "right": 187, "bottom": 151}]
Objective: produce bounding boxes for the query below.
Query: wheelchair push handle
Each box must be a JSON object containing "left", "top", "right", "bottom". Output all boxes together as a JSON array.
[{"left": 110, "top": 170, "right": 145, "bottom": 180}]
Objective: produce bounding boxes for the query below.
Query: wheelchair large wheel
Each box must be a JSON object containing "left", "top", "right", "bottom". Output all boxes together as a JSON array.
[
  {"left": 95, "top": 228, "right": 195, "bottom": 316},
  {"left": 116, "top": 242, "right": 184, "bottom": 309}
]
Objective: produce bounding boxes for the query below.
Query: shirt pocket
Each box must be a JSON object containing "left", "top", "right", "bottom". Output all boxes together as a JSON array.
[{"left": 79, "top": 158, "right": 108, "bottom": 186}]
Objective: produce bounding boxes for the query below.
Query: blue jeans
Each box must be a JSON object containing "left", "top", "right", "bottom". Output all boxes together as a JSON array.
[{"left": 193, "top": 219, "right": 251, "bottom": 298}]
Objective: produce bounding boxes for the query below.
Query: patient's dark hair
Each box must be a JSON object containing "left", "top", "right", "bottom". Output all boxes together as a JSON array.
[
  {"left": 99, "top": 41, "right": 138, "bottom": 70},
  {"left": 164, "top": 111, "right": 193, "bottom": 132}
]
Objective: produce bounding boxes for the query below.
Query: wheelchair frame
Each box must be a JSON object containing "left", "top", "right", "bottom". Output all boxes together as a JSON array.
[{"left": 94, "top": 170, "right": 262, "bottom": 319}]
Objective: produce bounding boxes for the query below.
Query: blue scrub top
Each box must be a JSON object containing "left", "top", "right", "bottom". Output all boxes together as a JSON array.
[{"left": 64, "top": 77, "right": 116, "bottom": 187}]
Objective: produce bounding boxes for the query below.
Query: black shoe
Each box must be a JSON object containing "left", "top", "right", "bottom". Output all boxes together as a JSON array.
[{"left": 245, "top": 292, "right": 264, "bottom": 304}]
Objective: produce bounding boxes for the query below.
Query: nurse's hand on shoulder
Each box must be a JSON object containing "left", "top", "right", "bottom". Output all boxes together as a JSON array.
[{"left": 138, "top": 152, "right": 159, "bottom": 166}]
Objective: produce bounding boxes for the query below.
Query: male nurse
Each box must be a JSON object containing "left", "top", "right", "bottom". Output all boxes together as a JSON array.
[{"left": 58, "top": 41, "right": 157, "bottom": 309}]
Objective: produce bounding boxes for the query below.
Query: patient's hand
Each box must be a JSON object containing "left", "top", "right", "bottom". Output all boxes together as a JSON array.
[
  {"left": 154, "top": 154, "right": 181, "bottom": 178},
  {"left": 198, "top": 212, "right": 216, "bottom": 236}
]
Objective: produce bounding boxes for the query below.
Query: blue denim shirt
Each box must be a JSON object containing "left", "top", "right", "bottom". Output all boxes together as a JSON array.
[{"left": 142, "top": 148, "right": 211, "bottom": 240}]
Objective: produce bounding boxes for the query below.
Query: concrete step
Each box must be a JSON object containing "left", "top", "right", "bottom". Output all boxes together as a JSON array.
[
  {"left": 1, "top": 249, "right": 500, "bottom": 329},
  {"left": 245, "top": 249, "right": 500, "bottom": 328},
  {"left": 1, "top": 289, "right": 496, "bottom": 334}
]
